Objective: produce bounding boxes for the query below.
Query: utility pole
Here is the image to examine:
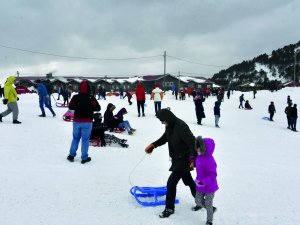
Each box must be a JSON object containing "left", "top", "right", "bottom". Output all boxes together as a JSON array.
[{"left": 163, "top": 51, "right": 166, "bottom": 91}]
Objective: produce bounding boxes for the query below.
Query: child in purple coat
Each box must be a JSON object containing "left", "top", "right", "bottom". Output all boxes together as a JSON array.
[{"left": 194, "top": 136, "right": 218, "bottom": 225}]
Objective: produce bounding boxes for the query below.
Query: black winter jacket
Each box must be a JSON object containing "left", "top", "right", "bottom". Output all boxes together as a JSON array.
[{"left": 153, "top": 109, "right": 196, "bottom": 172}]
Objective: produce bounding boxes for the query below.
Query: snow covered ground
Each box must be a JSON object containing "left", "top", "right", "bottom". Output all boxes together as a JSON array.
[{"left": 0, "top": 87, "right": 299, "bottom": 225}]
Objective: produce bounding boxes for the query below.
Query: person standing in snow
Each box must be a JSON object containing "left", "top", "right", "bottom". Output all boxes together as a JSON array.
[
  {"left": 253, "top": 89, "right": 257, "bottom": 99},
  {"left": 0, "top": 76, "right": 21, "bottom": 124},
  {"left": 35, "top": 80, "right": 56, "bottom": 117},
  {"left": 290, "top": 104, "right": 298, "bottom": 132},
  {"left": 194, "top": 92, "right": 206, "bottom": 125},
  {"left": 214, "top": 101, "right": 221, "bottom": 128},
  {"left": 151, "top": 83, "right": 163, "bottom": 115},
  {"left": 268, "top": 101, "right": 276, "bottom": 121},
  {"left": 145, "top": 108, "right": 197, "bottom": 218},
  {"left": 285, "top": 102, "right": 293, "bottom": 129},
  {"left": 193, "top": 136, "right": 218, "bottom": 225},
  {"left": 67, "top": 80, "right": 100, "bottom": 164},
  {"left": 135, "top": 82, "right": 146, "bottom": 117},
  {"left": 239, "top": 94, "right": 245, "bottom": 109}
]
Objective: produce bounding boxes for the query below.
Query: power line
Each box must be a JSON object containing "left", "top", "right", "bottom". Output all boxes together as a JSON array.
[
  {"left": 0, "top": 43, "right": 162, "bottom": 61},
  {"left": 167, "top": 54, "right": 227, "bottom": 68}
]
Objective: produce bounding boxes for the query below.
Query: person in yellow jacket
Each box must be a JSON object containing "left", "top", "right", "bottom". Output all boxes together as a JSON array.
[
  {"left": 0, "top": 76, "right": 21, "bottom": 124},
  {"left": 151, "top": 83, "right": 164, "bottom": 115}
]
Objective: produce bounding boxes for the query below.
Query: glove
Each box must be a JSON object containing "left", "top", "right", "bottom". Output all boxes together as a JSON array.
[
  {"left": 189, "top": 162, "right": 194, "bottom": 171},
  {"left": 2, "top": 99, "right": 8, "bottom": 105},
  {"left": 145, "top": 143, "right": 155, "bottom": 154}
]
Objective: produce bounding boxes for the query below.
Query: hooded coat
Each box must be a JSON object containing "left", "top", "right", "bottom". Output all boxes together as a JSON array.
[
  {"left": 195, "top": 138, "right": 219, "bottom": 194},
  {"left": 194, "top": 93, "right": 206, "bottom": 118},
  {"left": 104, "top": 103, "right": 118, "bottom": 128},
  {"left": 68, "top": 80, "right": 100, "bottom": 122},
  {"left": 4, "top": 76, "right": 18, "bottom": 104},
  {"left": 153, "top": 109, "right": 196, "bottom": 172},
  {"left": 115, "top": 108, "right": 127, "bottom": 123},
  {"left": 135, "top": 83, "right": 146, "bottom": 101}
]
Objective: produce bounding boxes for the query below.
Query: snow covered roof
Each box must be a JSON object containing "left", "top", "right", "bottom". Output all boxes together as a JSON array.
[{"left": 178, "top": 76, "right": 209, "bottom": 83}]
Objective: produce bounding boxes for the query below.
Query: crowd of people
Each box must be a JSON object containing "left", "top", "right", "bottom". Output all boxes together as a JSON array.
[{"left": 1, "top": 75, "right": 299, "bottom": 225}]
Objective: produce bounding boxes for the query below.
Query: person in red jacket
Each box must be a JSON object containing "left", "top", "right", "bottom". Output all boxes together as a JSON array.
[{"left": 135, "top": 82, "right": 146, "bottom": 117}]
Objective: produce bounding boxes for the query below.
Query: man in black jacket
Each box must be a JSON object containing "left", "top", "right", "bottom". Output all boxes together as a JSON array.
[{"left": 145, "top": 108, "right": 197, "bottom": 218}]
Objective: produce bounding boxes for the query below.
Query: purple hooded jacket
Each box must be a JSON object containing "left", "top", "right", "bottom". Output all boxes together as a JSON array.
[{"left": 195, "top": 138, "right": 219, "bottom": 194}]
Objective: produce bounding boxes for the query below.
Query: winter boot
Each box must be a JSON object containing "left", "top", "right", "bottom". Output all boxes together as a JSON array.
[
  {"left": 142, "top": 113, "right": 145, "bottom": 117},
  {"left": 39, "top": 114, "right": 46, "bottom": 117},
  {"left": 191, "top": 205, "right": 202, "bottom": 211},
  {"left": 138, "top": 113, "right": 140, "bottom": 117},
  {"left": 53, "top": 113, "right": 56, "bottom": 117},
  {"left": 159, "top": 208, "right": 174, "bottom": 218},
  {"left": 213, "top": 207, "right": 217, "bottom": 213},
  {"left": 81, "top": 157, "right": 91, "bottom": 164},
  {"left": 0, "top": 114, "right": 2, "bottom": 122},
  {"left": 67, "top": 155, "right": 74, "bottom": 162},
  {"left": 13, "top": 120, "right": 22, "bottom": 124},
  {"left": 121, "top": 143, "right": 129, "bottom": 148},
  {"left": 130, "top": 128, "right": 136, "bottom": 132},
  {"left": 206, "top": 222, "right": 213, "bottom": 225},
  {"left": 128, "top": 130, "right": 134, "bottom": 135}
]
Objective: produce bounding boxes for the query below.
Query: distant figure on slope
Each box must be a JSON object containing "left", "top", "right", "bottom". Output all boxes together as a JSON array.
[
  {"left": 151, "top": 83, "right": 164, "bottom": 115},
  {"left": 268, "top": 101, "right": 276, "bottom": 121},
  {"left": 214, "top": 101, "right": 221, "bottom": 128},
  {"left": 285, "top": 102, "right": 293, "bottom": 129},
  {"left": 135, "top": 82, "right": 146, "bottom": 117},
  {"left": 239, "top": 94, "right": 245, "bottom": 109},
  {"left": 124, "top": 90, "right": 132, "bottom": 105},
  {"left": 253, "top": 89, "right": 257, "bottom": 99},
  {"left": 67, "top": 80, "right": 100, "bottom": 164},
  {"left": 290, "top": 104, "right": 298, "bottom": 132},
  {"left": 194, "top": 92, "right": 206, "bottom": 125},
  {"left": 193, "top": 136, "right": 218, "bottom": 225},
  {"left": 144, "top": 108, "right": 197, "bottom": 218},
  {"left": 226, "top": 90, "right": 230, "bottom": 99},
  {"left": 244, "top": 100, "right": 252, "bottom": 110},
  {"left": 287, "top": 95, "right": 292, "bottom": 105}
]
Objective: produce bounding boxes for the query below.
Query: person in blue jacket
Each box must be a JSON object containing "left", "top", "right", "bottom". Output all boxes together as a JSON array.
[{"left": 35, "top": 80, "right": 56, "bottom": 117}]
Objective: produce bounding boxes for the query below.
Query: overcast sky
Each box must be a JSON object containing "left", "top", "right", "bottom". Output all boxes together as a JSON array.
[{"left": 0, "top": 0, "right": 299, "bottom": 81}]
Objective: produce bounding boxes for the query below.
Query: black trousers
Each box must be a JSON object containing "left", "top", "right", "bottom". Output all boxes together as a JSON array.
[
  {"left": 165, "top": 171, "right": 196, "bottom": 210},
  {"left": 270, "top": 112, "right": 274, "bottom": 121},
  {"left": 137, "top": 101, "right": 145, "bottom": 114}
]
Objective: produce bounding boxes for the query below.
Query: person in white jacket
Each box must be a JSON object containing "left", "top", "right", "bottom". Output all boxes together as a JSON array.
[{"left": 151, "top": 83, "right": 164, "bottom": 115}]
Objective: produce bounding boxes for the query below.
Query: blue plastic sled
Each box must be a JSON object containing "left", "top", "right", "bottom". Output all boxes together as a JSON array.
[
  {"left": 262, "top": 116, "right": 270, "bottom": 121},
  {"left": 130, "top": 186, "right": 179, "bottom": 207}
]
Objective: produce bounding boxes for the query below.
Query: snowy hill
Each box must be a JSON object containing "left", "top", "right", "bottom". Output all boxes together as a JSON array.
[{"left": 0, "top": 88, "right": 299, "bottom": 225}]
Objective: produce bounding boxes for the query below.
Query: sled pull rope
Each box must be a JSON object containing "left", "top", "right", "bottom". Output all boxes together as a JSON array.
[{"left": 128, "top": 153, "right": 148, "bottom": 187}]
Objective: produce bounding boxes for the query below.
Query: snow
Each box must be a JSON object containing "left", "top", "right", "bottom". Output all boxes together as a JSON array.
[
  {"left": 0, "top": 88, "right": 300, "bottom": 225},
  {"left": 178, "top": 76, "right": 207, "bottom": 83}
]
